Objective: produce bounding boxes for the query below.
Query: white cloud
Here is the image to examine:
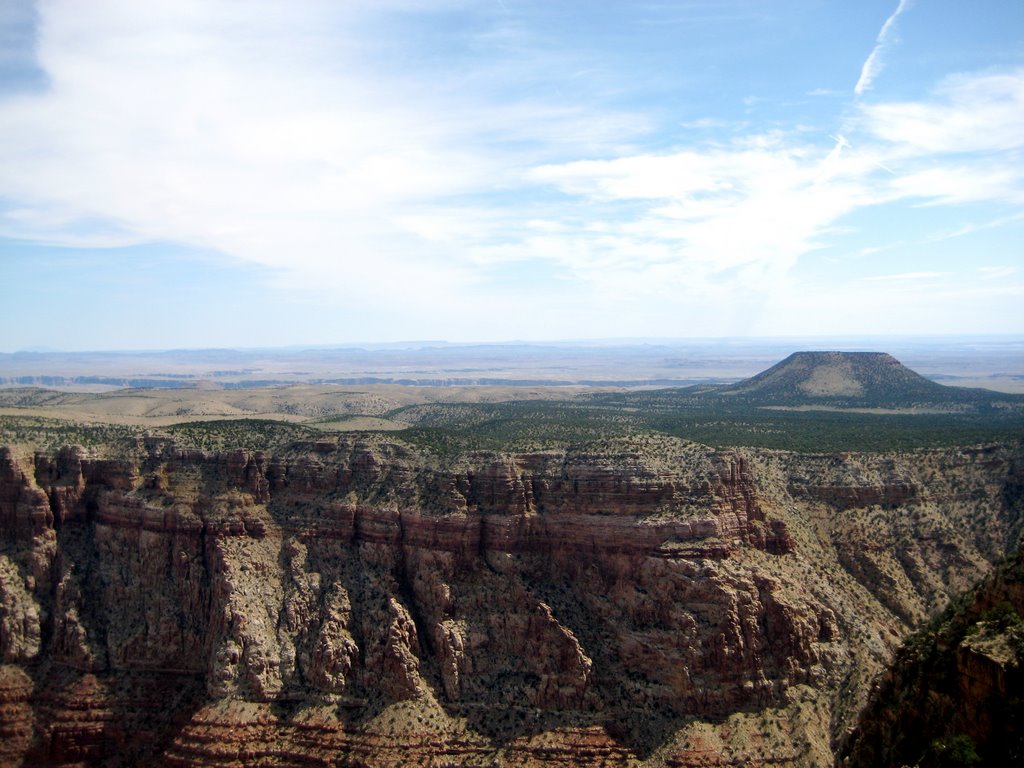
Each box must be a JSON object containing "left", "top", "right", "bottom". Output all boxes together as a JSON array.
[
  {"left": 859, "top": 69, "right": 1024, "bottom": 152},
  {"left": 854, "top": 0, "right": 911, "bottom": 96},
  {"left": 498, "top": 137, "right": 877, "bottom": 310},
  {"left": 886, "top": 164, "right": 1024, "bottom": 207},
  {"left": 502, "top": 66, "right": 1024, "bottom": 318},
  {"left": 0, "top": 0, "right": 645, "bottom": 320},
  {"left": 0, "top": 2, "right": 1021, "bottom": 340}
]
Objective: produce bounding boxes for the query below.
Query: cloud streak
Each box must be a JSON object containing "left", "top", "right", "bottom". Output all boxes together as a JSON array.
[
  {"left": 854, "top": 0, "right": 911, "bottom": 96},
  {"left": 515, "top": 69, "right": 1024, "bottom": 304}
]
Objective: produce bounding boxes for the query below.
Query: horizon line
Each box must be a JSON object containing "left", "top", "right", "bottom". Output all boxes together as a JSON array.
[{"left": 4, "top": 332, "right": 1024, "bottom": 357}]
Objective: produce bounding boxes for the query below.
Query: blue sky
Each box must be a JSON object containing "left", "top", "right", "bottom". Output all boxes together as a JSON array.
[{"left": 0, "top": 0, "right": 1022, "bottom": 351}]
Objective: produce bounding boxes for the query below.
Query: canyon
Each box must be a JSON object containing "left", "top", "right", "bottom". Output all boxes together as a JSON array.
[{"left": 1, "top": 433, "right": 1021, "bottom": 766}]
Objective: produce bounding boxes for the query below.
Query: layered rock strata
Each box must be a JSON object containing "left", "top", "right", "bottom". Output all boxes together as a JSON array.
[{"left": 0, "top": 436, "right": 1020, "bottom": 766}]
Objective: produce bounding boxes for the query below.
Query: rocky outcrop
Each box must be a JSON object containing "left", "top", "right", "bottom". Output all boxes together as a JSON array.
[
  {"left": 840, "top": 549, "right": 1024, "bottom": 767},
  {"left": 0, "top": 436, "right": 1020, "bottom": 766},
  {"left": 780, "top": 446, "right": 1024, "bottom": 627}
]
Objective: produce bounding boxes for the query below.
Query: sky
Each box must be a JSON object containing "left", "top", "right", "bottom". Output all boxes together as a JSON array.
[{"left": 0, "top": 0, "right": 1022, "bottom": 351}]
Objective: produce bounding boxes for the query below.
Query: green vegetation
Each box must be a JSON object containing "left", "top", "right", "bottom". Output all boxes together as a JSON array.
[
  {"left": 162, "top": 419, "right": 322, "bottom": 451},
  {"left": 980, "top": 601, "right": 1024, "bottom": 632},
  {"left": 0, "top": 414, "right": 139, "bottom": 453},
  {"left": 0, "top": 415, "right": 320, "bottom": 454},
  {"left": 385, "top": 400, "right": 642, "bottom": 457},
  {"left": 376, "top": 395, "right": 1024, "bottom": 457},
  {"left": 4, "top": 386, "right": 1022, "bottom": 457},
  {"left": 3, "top": 350, "right": 1022, "bottom": 456},
  {"left": 922, "top": 734, "right": 982, "bottom": 768}
]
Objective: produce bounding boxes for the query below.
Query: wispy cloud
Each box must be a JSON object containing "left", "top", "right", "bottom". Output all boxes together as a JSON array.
[
  {"left": 0, "top": 0, "right": 647, "bottom": 322},
  {"left": 923, "top": 213, "right": 1024, "bottom": 244},
  {"left": 862, "top": 271, "right": 947, "bottom": 282},
  {"left": 854, "top": 0, "right": 911, "bottom": 96},
  {"left": 513, "top": 68, "right": 1024, "bottom": 303},
  {"left": 0, "top": 1, "right": 1021, "bottom": 341},
  {"left": 978, "top": 266, "right": 1018, "bottom": 280},
  {"left": 858, "top": 69, "right": 1024, "bottom": 152},
  {"left": 522, "top": 137, "right": 877, "bottom": 298}
]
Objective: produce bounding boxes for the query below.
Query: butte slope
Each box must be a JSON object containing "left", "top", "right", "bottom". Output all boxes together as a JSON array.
[{"left": 716, "top": 351, "right": 1017, "bottom": 410}]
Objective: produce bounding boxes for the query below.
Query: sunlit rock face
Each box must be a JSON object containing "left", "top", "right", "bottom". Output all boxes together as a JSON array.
[{"left": 0, "top": 436, "right": 1020, "bottom": 766}]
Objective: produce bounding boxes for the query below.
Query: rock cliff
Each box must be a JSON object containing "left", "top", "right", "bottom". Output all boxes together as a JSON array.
[
  {"left": 0, "top": 435, "right": 1021, "bottom": 766},
  {"left": 839, "top": 548, "right": 1024, "bottom": 766}
]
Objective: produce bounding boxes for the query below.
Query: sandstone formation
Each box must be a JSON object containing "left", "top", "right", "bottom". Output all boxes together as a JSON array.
[{"left": 0, "top": 435, "right": 1021, "bottom": 766}]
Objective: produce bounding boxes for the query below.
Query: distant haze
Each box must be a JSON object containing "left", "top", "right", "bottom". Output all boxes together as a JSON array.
[
  {"left": 1, "top": 337, "right": 1022, "bottom": 394},
  {"left": 1, "top": 1, "right": 1022, "bottom": 350}
]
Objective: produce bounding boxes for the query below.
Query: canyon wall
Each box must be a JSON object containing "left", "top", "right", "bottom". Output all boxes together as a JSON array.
[
  {"left": 0, "top": 435, "right": 1021, "bottom": 766},
  {"left": 840, "top": 549, "right": 1024, "bottom": 767}
]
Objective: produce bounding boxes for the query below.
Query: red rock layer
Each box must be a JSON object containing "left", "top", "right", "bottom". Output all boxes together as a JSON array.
[{"left": 0, "top": 437, "right": 1019, "bottom": 766}]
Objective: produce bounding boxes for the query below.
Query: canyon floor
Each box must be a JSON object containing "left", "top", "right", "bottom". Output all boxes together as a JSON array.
[{"left": 0, "top": 351, "right": 1022, "bottom": 766}]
